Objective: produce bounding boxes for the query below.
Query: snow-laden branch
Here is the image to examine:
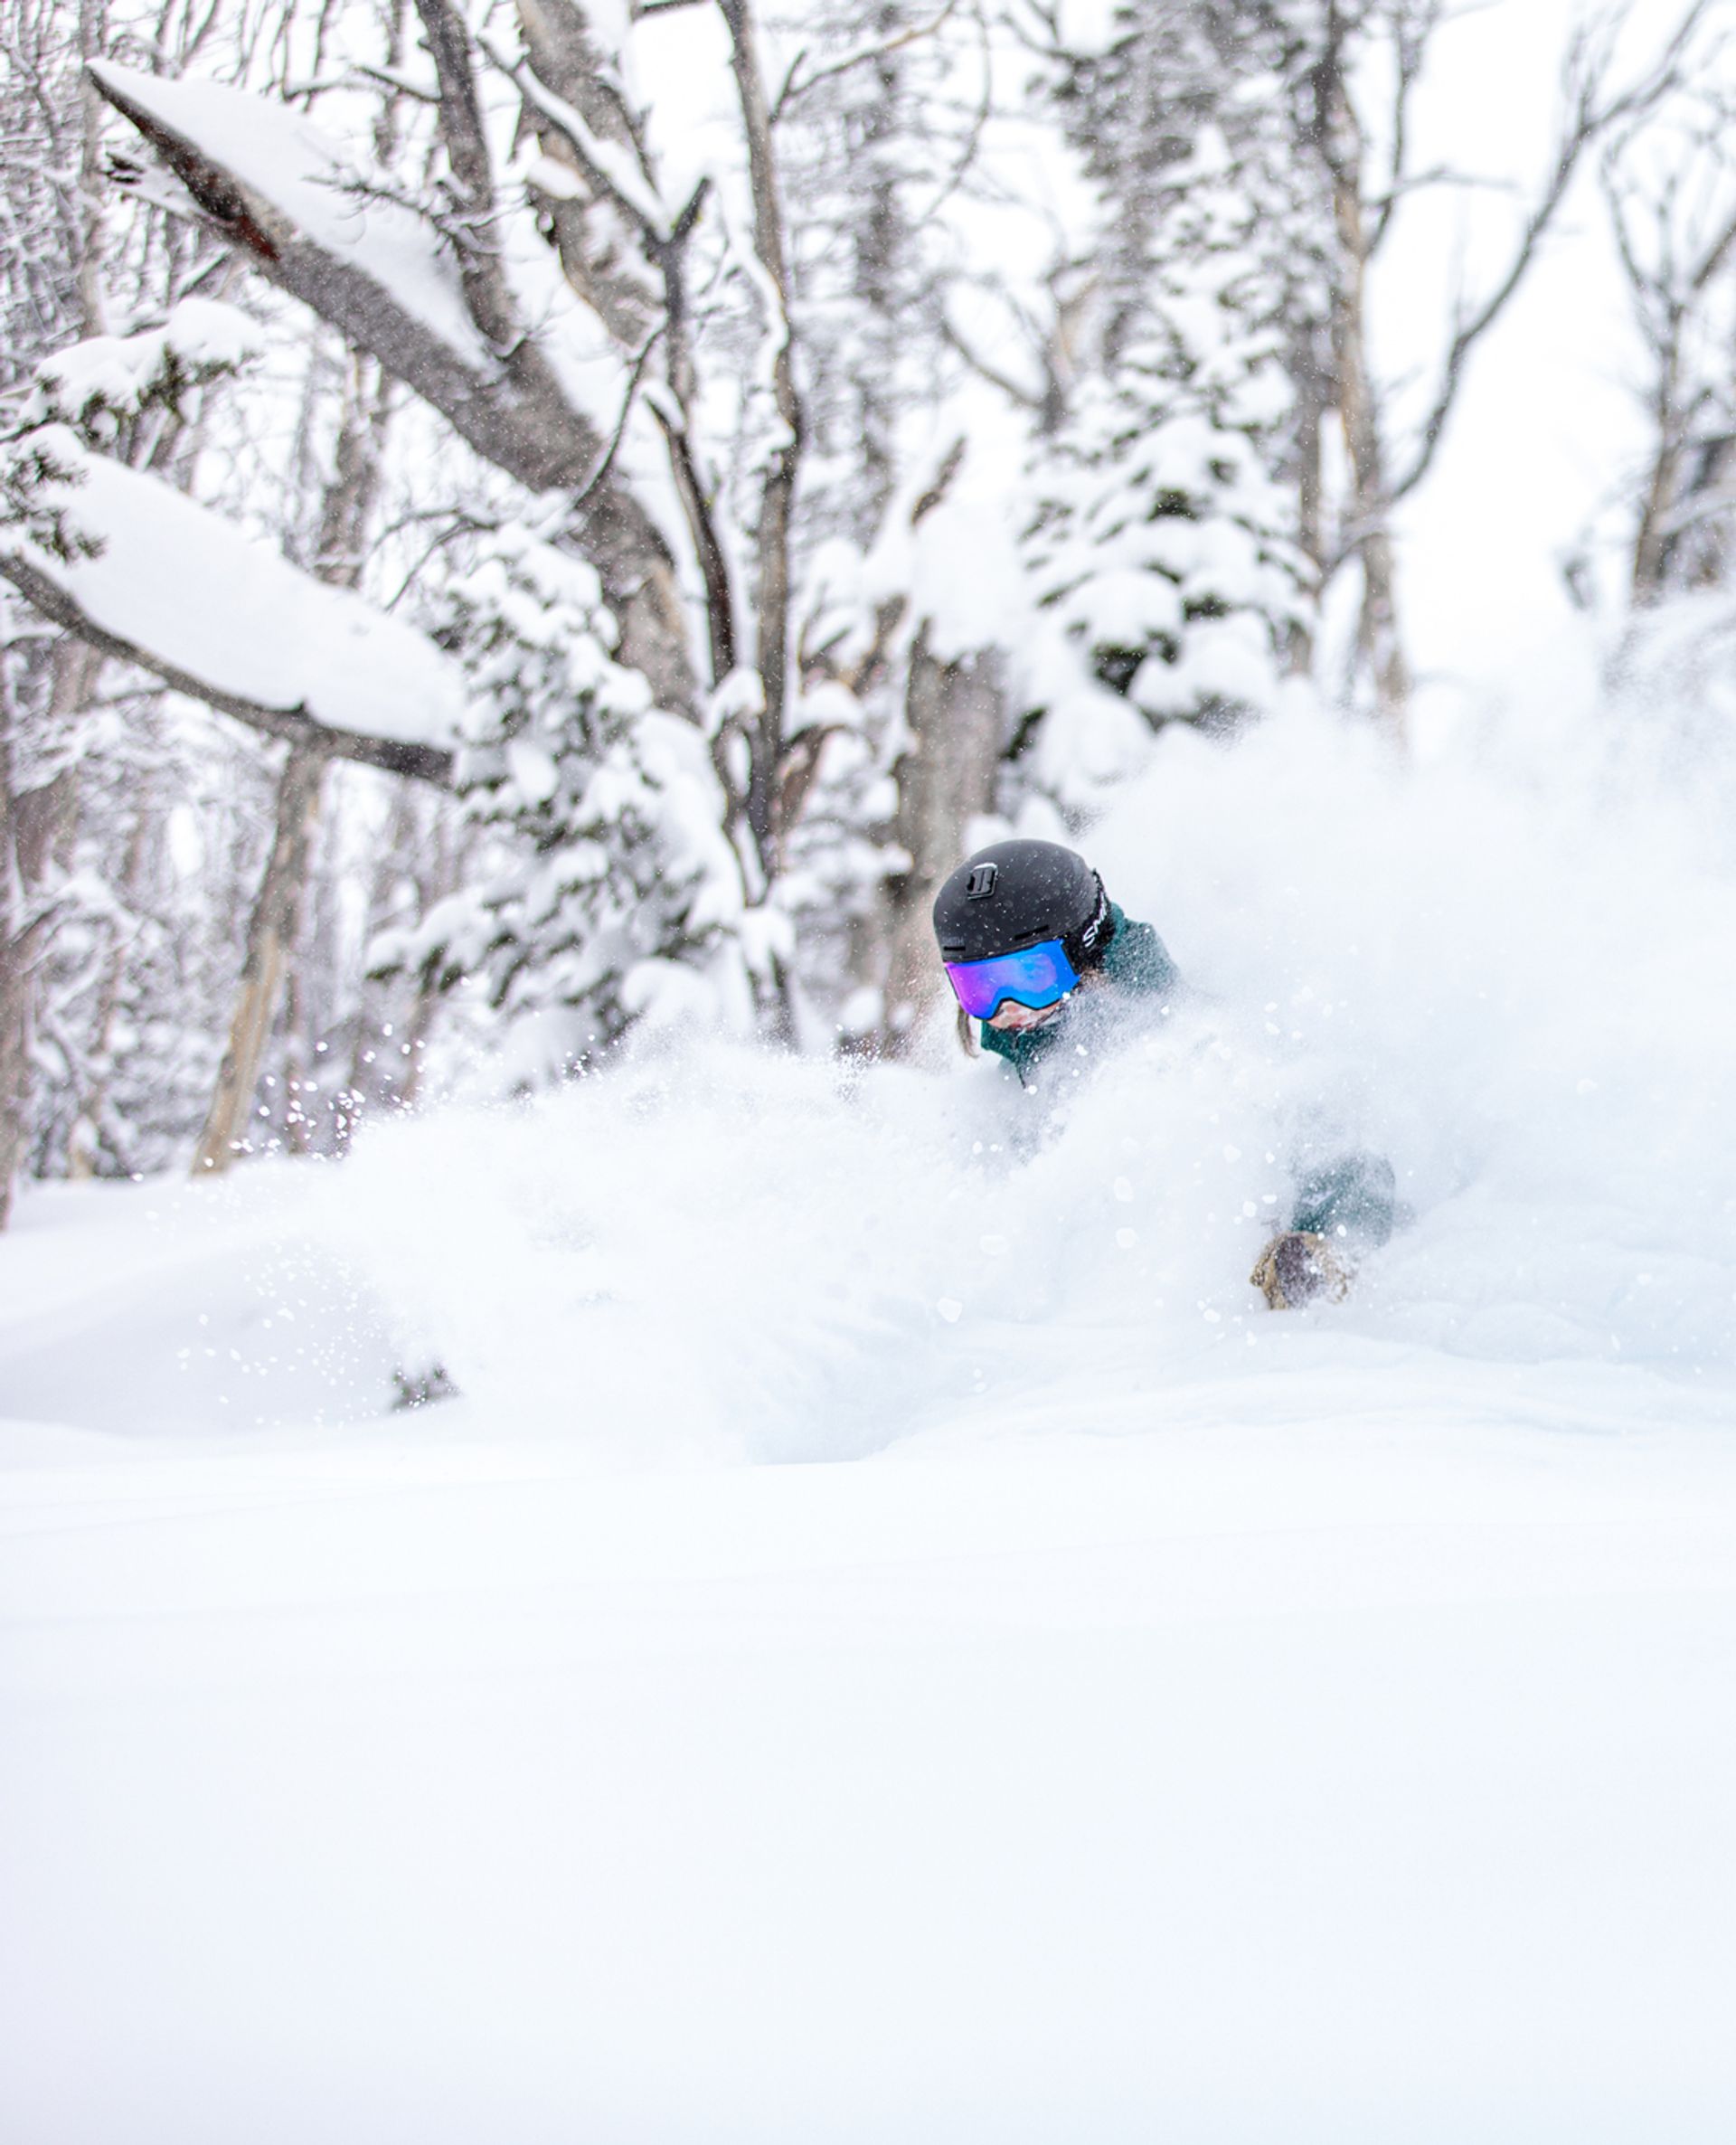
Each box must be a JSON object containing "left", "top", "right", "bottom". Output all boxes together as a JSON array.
[
  {"left": 478, "top": 30, "right": 674, "bottom": 245},
  {"left": 89, "top": 61, "right": 485, "bottom": 362},
  {"left": 23, "top": 298, "right": 262, "bottom": 436},
  {"left": 0, "top": 430, "right": 458, "bottom": 784},
  {"left": 88, "top": 55, "right": 696, "bottom": 713},
  {"left": 86, "top": 63, "right": 641, "bottom": 506}
]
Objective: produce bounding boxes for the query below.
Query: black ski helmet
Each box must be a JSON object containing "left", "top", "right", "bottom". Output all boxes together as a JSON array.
[{"left": 931, "top": 839, "right": 1116, "bottom": 972}]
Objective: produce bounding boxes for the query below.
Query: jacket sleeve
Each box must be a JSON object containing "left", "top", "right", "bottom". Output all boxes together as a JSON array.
[
  {"left": 1107, "top": 915, "right": 1184, "bottom": 999},
  {"left": 1291, "top": 1152, "right": 1397, "bottom": 1247}
]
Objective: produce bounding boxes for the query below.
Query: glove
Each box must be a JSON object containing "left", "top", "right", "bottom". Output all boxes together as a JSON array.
[{"left": 1250, "top": 1230, "right": 1353, "bottom": 1310}]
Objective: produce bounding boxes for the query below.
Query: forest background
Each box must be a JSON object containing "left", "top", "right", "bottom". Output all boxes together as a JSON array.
[{"left": 2, "top": 0, "right": 1731, "bottom": 1214}]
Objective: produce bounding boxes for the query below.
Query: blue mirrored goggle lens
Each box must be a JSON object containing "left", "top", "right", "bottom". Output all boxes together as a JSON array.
[{"left": 945, "top": 939, "right": 1079, "bottom": 1019}]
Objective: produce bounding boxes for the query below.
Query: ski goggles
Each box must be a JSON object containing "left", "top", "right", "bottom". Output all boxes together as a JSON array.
[{"left": 944, "top": 937, "right": 1080, "bottom": 1021}]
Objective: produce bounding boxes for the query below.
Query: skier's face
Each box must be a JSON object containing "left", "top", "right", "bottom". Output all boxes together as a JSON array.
[{"left": 988, "top": 996, "right": 1067, "bottom": 1034}]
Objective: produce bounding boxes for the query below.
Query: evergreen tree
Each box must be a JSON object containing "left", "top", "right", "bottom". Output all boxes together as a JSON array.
[
  {"left": 373, "top": 524, "right": 751, "bottom": 1070},
  {"left": 1018, "top": 7, "right": 1315, "bottom": 814}
]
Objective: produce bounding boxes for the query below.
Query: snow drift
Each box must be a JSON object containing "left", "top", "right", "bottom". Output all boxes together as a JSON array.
[{"left": 5, "top": 688, "right": 1736, "bottom": 2145}]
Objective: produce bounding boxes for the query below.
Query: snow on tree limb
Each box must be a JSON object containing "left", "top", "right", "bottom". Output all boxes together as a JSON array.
[
  {"left": 86, "top": 62, "right": 659, "bottom": 515},
  {"left": 3, "top": 547, "right": 454, "bottom": 782},
  {"left": 89, "top": 61, "right": 484, "bottom": 356},
  {"left": 1, "top": 431, "right": 458, "bottom": 784},
  {"left": 479, "top": 31, "right": 673, "bottom": 245},
  {"left": 89, "top": 56, "right": 699, "bottom": 715}
]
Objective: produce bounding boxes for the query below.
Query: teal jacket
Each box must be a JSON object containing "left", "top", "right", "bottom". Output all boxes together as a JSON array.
[{"left": 976, "top": 905, "right": 1395, "bottom": 1247}]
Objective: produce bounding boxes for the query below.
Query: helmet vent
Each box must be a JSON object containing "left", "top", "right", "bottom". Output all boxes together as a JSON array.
[{"left": 965, "top": 863, "right": 999, "bottom": 900}]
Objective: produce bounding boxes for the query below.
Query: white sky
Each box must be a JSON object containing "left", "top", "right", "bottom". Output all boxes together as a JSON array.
[{"left": 1374, "top": 0, "right": 1663, "bottom": 733}]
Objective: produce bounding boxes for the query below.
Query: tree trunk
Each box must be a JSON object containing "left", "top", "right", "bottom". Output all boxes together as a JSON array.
[
  {"left": 1288, "top": 326, "right": 1327, "bottom": 676},
  {"left": 192, "top": 744, "right": 326, "bottom": 1176},
  {"left": 882, "top": 626, "right": 1003, "bottom": 1048},
  {"left": 721, "top": 0, "right": 806, "bottom": 878},
  {"left": 1317, "top": 30, "right": 1410, "bottom": 736},
  {"left": 1331, "top": 184, "right": 1408, "bottom": 730},
  {"left": 66, "top": 758, "right": 154, "bottom": 1177},
  {"left": 0, "top": 638, "right": 101, "bottom": 1226},
  {"left": 0, "top": 839, "right": 38, "bottom": 1225},
  {"left": 192, "top": 342, "right": 401, "bottom": 1177},
  {"left": 1631, "top": 439, "right": 1683, "bottom": 605},
  {"left": 514, "top": 0, "right": 660, "bottom": 351}
]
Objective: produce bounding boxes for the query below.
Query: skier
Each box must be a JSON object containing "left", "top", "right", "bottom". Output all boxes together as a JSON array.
[{"left": 931, "top": 837, "right": 1396, "bottom": 1309}]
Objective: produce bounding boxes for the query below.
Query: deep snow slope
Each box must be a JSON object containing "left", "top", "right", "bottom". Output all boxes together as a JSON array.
[
  {"left": 5, "top": 707, "right": 1736, "bottom": 2140},
  {"left": 5, "top": 1360, "right": 1736, "bottom": 2144}
]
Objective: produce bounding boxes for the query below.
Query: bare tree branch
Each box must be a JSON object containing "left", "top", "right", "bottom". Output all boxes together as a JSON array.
[
  {"left": 1688, "top": 198, "right": 1736, "bottom": 291},
  {"left": 645, "top": 394, "right": 738, "bottom": 685},
  {"left": 1366, "top": 0, "right": 1444, "bottom": 258},
  {"left": 1390, "top": 0, "right": 1712, "bottom": 506},
  {"left": 770, "top": 0, "right": 962, "bottom": 125},
  {"left": 939, "top": 312, "right": 1043, "bottom": 411},
  {"left": 572, "top": 325, "right": 664, "bottom": 508}
]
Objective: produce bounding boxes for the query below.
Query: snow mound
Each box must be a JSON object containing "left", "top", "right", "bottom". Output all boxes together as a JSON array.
[{"left": 5, "top": 699, "right": 1736, "bottom": 2145}]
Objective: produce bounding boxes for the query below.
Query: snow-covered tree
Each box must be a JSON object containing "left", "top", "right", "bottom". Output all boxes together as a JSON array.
[
  {"left": 0, "top": 0, "right": 268, "bottom": 1214},
  {"left": 5, "top": 0, "right": 1722, "bottom": 1214},
  {"left": 1022, "top": 126, "right": 1308, "bottom": 803},
  {"left": 373, "top": 524, "right": 750, "bottom": 1069}
]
